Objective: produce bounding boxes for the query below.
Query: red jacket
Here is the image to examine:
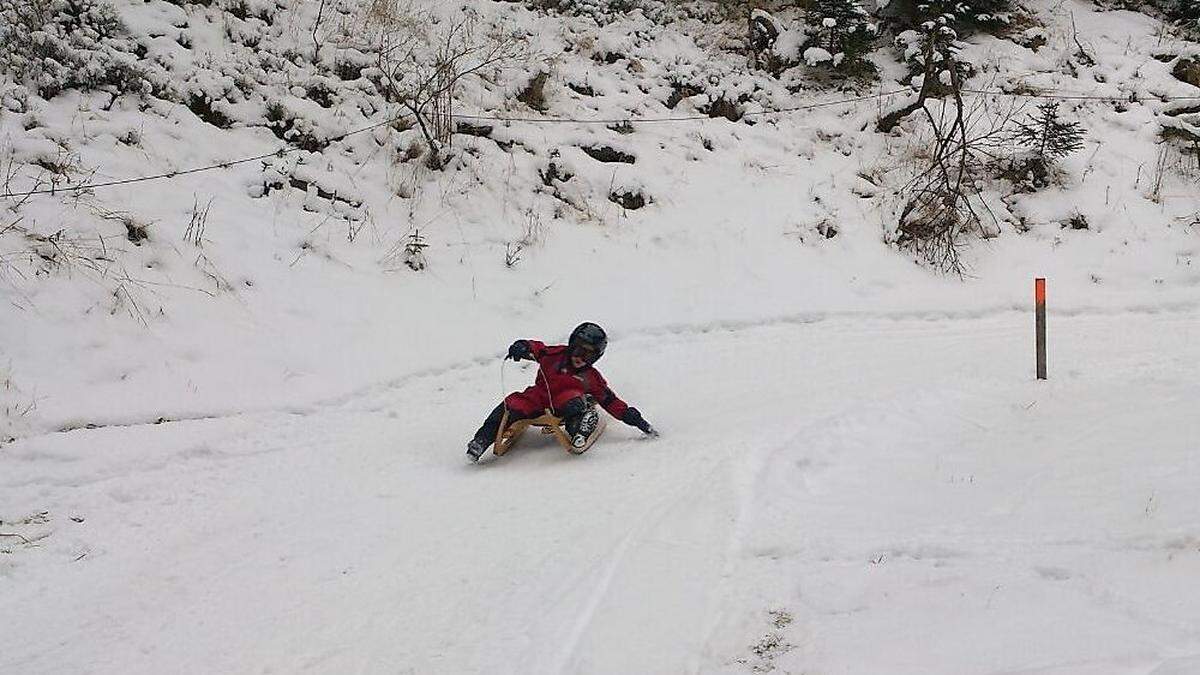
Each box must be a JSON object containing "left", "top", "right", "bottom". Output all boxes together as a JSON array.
[{"left": 504, "top": 341, "right": 631, "bottom": 419}]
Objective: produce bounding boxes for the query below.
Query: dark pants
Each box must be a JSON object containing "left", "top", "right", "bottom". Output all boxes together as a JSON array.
[{"left": 472, "top": 397, "right": 590, "bottom": 447}]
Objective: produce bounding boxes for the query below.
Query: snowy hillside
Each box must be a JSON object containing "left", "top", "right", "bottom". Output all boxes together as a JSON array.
[{"left": 2, "top": 0, "right": 1200, "bottom": 672}]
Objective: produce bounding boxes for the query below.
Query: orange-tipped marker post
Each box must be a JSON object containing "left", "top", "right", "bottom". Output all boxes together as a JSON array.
[{"left": 1035, "top": 278, "right": 1047, "bottom": 380}]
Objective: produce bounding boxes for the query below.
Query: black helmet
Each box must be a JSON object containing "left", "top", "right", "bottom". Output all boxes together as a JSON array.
[{"left": 568, "top": 322, "right": 607, "bottom": 363}]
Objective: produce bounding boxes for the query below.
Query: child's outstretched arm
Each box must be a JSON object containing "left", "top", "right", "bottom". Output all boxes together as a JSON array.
[
  {"left": 595, "top": 376, "right": 657, "bottom": 436},
  {"left": 619, "top": 406, "right": 657, "bottom": 436}
]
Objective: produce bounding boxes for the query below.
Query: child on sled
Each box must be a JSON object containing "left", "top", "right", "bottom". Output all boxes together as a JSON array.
[{"left": 467, "top": 322, "right": 656, "bottom": 461}]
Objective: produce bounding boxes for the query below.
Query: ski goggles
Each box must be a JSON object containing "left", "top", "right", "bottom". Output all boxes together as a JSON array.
[{"left": 572, "top": 344, "right": 601, "bottom": 362}]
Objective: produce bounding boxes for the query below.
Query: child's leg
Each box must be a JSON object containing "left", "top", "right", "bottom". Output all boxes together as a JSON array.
[
  {"left": 472, "top": 390, "right": 542, "bottom": 447},
  {"left": 471, "top": 402, "right": 508, "bottom": 447},
  {"left": 554, "top": 393, "right": 597, "bottom": 440},
  {"left": 468, "top": 401, "right": 529, "bottom": 461}
]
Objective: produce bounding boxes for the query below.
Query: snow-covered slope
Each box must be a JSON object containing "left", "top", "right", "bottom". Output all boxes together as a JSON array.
[
  {"left": 2, "top": 0, "right": 1199, "bottom": 672},
  {"left": 5, "top": 309, "right": 1200, "bottom": 674}
]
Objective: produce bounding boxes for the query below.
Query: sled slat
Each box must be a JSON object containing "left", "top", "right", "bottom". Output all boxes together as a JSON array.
[{"left": 493, "top": 409, "right": 604, "bottom": 456}]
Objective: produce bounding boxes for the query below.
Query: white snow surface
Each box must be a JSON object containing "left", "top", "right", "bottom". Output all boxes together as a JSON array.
[{"left": 2, "top": 0, "right": 1200, "bottom": 673}]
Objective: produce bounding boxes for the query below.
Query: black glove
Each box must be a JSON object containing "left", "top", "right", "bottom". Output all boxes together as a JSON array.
[
  {"left": 506, "top": 340, "right": 532, "bottom": 362},
  {"left": 622, "top": 407, "right": 656, "bottom": 435}
]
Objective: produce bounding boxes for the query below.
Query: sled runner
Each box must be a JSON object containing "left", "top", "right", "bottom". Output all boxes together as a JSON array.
[{"left": 493, "top": 408, "right": 607, "bottom": 457}]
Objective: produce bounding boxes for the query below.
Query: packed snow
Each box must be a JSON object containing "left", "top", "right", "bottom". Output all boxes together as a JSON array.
[{"left": 2, "top": 0, "right": 1199, "bottom": 673}]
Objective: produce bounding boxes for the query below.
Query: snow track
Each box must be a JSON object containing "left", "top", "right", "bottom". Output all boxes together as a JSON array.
[
  {"left": 13, "top": 299, "right": 1200, "bottom": 445},
  {"left": 4, "top": 308, "right": 1199, "bottom": 674}
]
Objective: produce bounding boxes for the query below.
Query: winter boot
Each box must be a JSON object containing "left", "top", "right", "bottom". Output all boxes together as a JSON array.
[
  {"left": 566, "top": 404, "right": 600, "bottom": 449},
  {"left": 466, "top": 437, "right": 490, "bottom": 462}
]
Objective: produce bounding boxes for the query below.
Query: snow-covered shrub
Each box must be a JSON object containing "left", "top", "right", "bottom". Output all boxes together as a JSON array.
[
  {"left": 0, "top": 0, "right": 167, "bottom": 99},
  {"left": 1168, "top": 0, "right": 1200, "bottom": 26},
  {"left": 892, "top": 12, "right": 972, "bottom": 90},
  {"left": 660, "top": 55, "right": 751, "bottom": 117},
  {"left": 803, "top": 0, "right": 879, "bottom": 75},
  {"left": 749, "top": 9, "right": 784, "bottom": 71},
  {"left": 264, "top": 101, "right": 329, "bottom": 153},
  {"left": 893, "top": 97, "right": 1012, "bottom": 274},
  {"left": 1171, "top": 56, "right": 1200, "bottom": 88},
  {"left": 610, "top": 187, "right": 648, "bottom": 209},
  {"left": 881, "top": 0, "right": 1013, "bottom": 34},
  {"left": 769, "top": 24, "right": 805, "bottom": 69},
  {"left": 363, "top": 10, "right": 529, "bottom": 169},
  {"left": 1110, "top": 1, "right": 1200, "bottom": 30},
  {"left": 1158, "top": 99, "right": 1200, "bottom": 175},
  {"left": 304, "top": 77, "right": 339, "bottom": 108},
  {"left": 180, "top": 67, "right": 242, "bottom": 128},
  {"left": 521, "top": 0, "right": 672, "bottom": 25}
]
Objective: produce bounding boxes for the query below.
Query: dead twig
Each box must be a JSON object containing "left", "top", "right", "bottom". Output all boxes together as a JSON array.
[
  {"left": 311, "top": 0, "right": 328, "bottom": 57},
  {"left": 1070, "top": 13, "right": 1096, "bottom": 67},
  {"left": 184, "top": 195, "right": 213, "bottom": 247}
]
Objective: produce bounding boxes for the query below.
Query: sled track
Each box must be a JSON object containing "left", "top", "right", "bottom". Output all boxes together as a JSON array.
[
  {"left": 9, "top": 300, "right": 1199, "bottom": 446},
  {"left": 549, "top": 455, "right": 739, "bottom": 673}
]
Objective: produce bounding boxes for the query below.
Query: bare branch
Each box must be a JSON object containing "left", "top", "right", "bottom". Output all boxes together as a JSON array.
[
  {"left": 311, "top": 0, "right": 328, "bottom": 57},
  {"left": 365, "top": 10, "right": 530, "bottom": 169}
]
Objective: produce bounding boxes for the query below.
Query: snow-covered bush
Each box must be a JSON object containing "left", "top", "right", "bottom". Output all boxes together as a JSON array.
[
  {"left": 749, "top": 9, "right": 785, "bottom": 71},
  {"left": 804, "top": 0, "right": 879, "bottom": 75},
  {"left": 521, "top": 0, "right": 672, "bottom": 25},
  {"left": 265, "top": 101, "right": 329, "bottom": 153},
  {"left": 1158, "top": 100, "right": 1200, "bottom": 172},
  {"left": 1111, "top": 1, "right": 1200, "bottom": 30},
  {"left": 1167, "top": 0, "right": 1200, "bottom": 26},
  {"left": 892, "top": 12, "right": 972, "bottom": 90},
  {"left": 363, "top": 9, "right": 529, "bottom": 169},
  {"left": 892, "top": 94, "right": 1014, "bottom": 274},
  {"left": 882, "top": 0, "right": 1013, "bottom": 33},
  {"left": 660, "top": 56, "right": 753, "bottom": 119},
  {"left": 0, "top": 0, "right": 167, "bottom": 99}
]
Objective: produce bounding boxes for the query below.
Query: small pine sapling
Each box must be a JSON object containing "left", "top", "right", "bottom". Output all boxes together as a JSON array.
[
  {"left": 805, "top": 0, "right": 879, "bottom": 74},
  {"left": 403, "top": 230, "right": 428, "bottom": 271},
  {"left": 1009, "top": 101, "right": 1085, "bottom": 188}
]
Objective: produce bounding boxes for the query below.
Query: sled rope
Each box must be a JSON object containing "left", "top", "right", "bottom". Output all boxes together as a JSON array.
[
  {"left": 502, "top": 356, "right": 557, "bottom": 416},
  {"left": 540, "top": 363, "right": 556, "bottom": 416}
]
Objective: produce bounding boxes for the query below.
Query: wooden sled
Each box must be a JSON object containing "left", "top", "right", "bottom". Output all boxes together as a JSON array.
[{"left": 493, "top": 408, "right": 606, "bottom": 457}]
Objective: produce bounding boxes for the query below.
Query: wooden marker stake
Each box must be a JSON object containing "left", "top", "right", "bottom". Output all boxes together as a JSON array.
[{"left": 1035, "top": 278, "right": 1047, "bottom": 380}]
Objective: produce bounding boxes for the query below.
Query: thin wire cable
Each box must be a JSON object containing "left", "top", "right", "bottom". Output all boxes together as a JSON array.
[
  {"left": 0, "top": 89, "right": 921, "bottom": 199},
  {"left": 0, "top": 113, "right": 409, "bottom": 199},
  {"left": 4, "top": 85, "right": 1199, "bottom": 200},
  {"left": 962, "top": 87, "right": 1200, "bottom": 101},
  {"left": 452, "top": 89, "right": 913, "bottom": 124}
]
